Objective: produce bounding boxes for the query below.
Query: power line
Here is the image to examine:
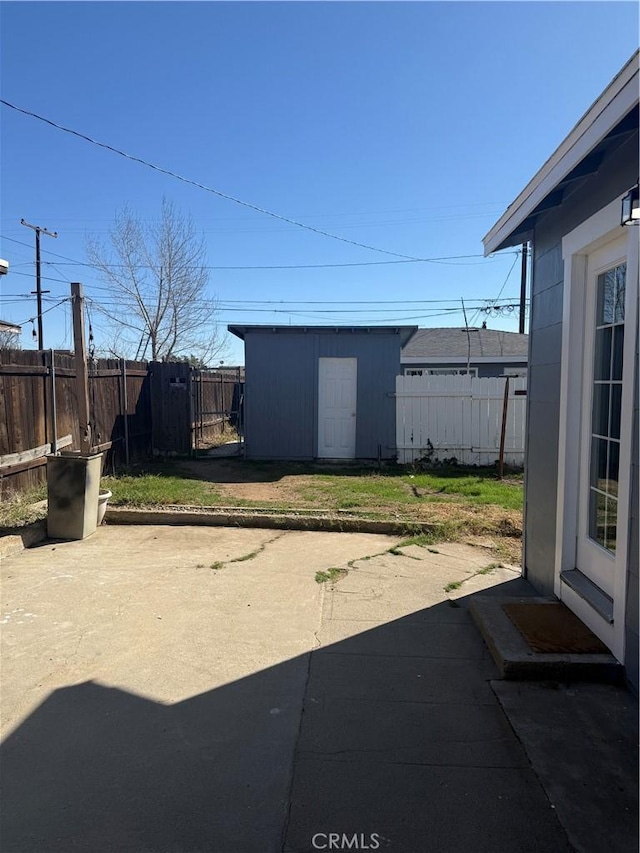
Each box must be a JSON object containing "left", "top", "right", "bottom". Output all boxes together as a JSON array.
[
  {"left": 0, "top": 201, "right": 508, "bottom": 223},
  {"left": 42, "top": 299, "right": 529, "bottom": 313},
  {"left": 469, "top": 251, "right": 521, "bottom": 327},
  {"left": 0, "top": 98, "right": 444, "bottom": 261},
  {"left": 215, "top": 297, "right": 525, "bottom": 305},
  {"left": 13, "top": 296, "right": 70, "bottom": 327},
  {"left": 5, "top": 269, "right": 72, "bottom": 285},
  {"left": 1, "top": 232, "right": 518, "bottom": 272},
  {"left": 36, "top": 255, "right": 507, "bottom": 270}
]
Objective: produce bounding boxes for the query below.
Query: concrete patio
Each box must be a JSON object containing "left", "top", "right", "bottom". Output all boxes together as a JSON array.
[{"left": 0, "top": 525, "right": 636, "bottom": 852}]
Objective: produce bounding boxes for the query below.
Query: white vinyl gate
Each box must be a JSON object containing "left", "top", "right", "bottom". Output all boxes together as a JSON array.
[{"left": 396, "top": 374, "right": 527, "bottom": 466}]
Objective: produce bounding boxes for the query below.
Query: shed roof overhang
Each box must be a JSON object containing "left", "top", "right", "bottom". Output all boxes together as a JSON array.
[
  {"left": 483, "top": 51, "right": 639, "bottom": 255},
  {"left": 228, "top": 324, "right": 419, "bottom": 347}
]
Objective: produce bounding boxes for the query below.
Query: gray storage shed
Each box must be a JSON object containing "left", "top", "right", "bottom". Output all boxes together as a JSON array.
[{"left": 228, "top": 325, "right": 417, "bottom": 461}]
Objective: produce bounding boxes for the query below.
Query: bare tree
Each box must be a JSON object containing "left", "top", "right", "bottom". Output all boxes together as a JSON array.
[
  {"left": 0, "top": 331, "right": 21, "bottom": 350},
  {"left": 86, "top": 199, "right": 226, "bottom": 363}
]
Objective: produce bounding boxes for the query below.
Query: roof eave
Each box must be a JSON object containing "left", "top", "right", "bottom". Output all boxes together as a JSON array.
[
  {"left": 227, "top": 324, "right": 418, "bottom": 345},
  {"left": 483, "top": 50, "right": 639, "bottom": 256}
]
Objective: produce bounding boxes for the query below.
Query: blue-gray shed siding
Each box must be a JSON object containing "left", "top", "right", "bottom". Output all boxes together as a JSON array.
[
  {"left": 243, "top": 331, "right": 401, "bottom": 460},
  {"left": 526, "top": 128, "right": 639, "bottom": 688}
]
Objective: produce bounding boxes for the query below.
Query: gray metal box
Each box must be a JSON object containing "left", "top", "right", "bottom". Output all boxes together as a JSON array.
[{"left": 46, "top": 451, "right": 104, "bottom": 540}]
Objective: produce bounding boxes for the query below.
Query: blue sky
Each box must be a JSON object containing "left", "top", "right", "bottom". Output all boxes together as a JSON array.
[{"left": 1, "top": 1, "right": 638, "bottom": 364}]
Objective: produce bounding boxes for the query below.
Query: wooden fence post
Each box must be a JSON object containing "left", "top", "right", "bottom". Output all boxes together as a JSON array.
[
  {"left": 49, "top": 349, "right": 58, "bottom": 453},
  {"left": 498, "top": 376, "right": 510, "bottom": 479},
  {"left": 120, "top": 358, "right": 130, "bottom": 466},
  {"left": 71, "top": 283, "right": 91, "bottom": 452}
]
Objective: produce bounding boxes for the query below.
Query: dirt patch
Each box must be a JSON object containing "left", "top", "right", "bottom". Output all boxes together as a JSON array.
[
  {"left": 175, "top": 460, "right": 319, "bottom": 504},
  {"left": 132, "top": 458, "right": 523, "bottom": 564}
]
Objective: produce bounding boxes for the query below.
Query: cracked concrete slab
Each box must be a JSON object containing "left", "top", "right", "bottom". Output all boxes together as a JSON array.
[
  {"left": 0, "top": 524, "right": 397, "bottom": 853},
  {"left": 285, "top": 541, "right": 584, "bottom": 853},
  {"left": 1, "top": 525, "right": 396, "bottom": 732},
  {"left": 3, "top": 524, "right": 631, "bottom": 853}
]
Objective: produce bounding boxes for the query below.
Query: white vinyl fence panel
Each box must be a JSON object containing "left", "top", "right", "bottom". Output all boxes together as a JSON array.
[{"left": 396, "top": 374, "right": 527, "bottom": 466}]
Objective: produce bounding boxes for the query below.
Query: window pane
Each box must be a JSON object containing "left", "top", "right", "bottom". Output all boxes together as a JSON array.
[
  {"left": 588, "top": 488, "right": 607, "bottom": 549},
  {"left": 607, "top": 440, "right": 620, "bottom": 498},
  {"left": 590, "top": 437, "right": 608, "bottom": 491},
  {"left": 612, "top": 326, "right": 624, "bottom": 381},
  {"left": 591, "top": 383, "right": 610, "bottom": 437},
  {"left": 604, "top": 497, "right": 618, "bottom": 553},
  {"left": 614, "top": 264, "right": 626, "bottom": 324},
  {"left": 610, "top": 383, "right": 622, "bottom": 439},
  {"left": 594, "top": 327, "right": 612, "bottom": 381},
  {"left": 597, "top": 269, "right": 616, "bottom": 325}
]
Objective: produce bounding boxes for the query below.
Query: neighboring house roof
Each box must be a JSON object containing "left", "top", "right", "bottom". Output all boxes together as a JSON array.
[
  {"left": 401, "top": 327, "right": 528, "bottom": 360},
  {"left": 228, "top": 324, "right": 418, "bottom": 347},
  {"left": 484, "top": 49, "right": 639, "bottom": 254},
  {"left": 0, "top": 320, "right": 21, "bottom": 334}
]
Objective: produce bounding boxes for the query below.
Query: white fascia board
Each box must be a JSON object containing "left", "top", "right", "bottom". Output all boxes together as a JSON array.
[
  {"left": 401, "top": 355, "right": 528, "bottom": 365},
  {"left": 483, "top": 52, "right": 639, "bottom": 256}
]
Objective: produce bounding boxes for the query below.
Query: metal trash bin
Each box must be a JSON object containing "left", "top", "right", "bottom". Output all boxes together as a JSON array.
[{"left": 46, "top": 451, "right": 104, "bottom": 540}]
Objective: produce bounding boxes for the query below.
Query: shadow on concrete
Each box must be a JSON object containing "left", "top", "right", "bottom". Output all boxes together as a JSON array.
[
  {"left": 128, "top": 457, "right": 519, "bottom": 487},
  {"left": 1, "top": 578, "right": 636, "bottom": 853}
]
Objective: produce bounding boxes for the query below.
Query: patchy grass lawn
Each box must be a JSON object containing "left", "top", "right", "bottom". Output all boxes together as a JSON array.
[
  {"left": 2, "top": 458, "right": 524, "bottom": 564},
  {"left": 100, "top": 459, "right": 523, "bottom": 562},
  {"left": 101, "top": 459, "right": 522, "bottom": 513},
  {"left": 101, "top": 472, "right": 224, "bottom": 507},
  {"left": 298, "top": 469, "right": 523, "bottom": 512}
]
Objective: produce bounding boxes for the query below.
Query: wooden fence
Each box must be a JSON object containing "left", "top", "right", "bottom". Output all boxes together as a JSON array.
[
  {"left": 0, "top": 350, "right": 243, "bottom": 497},
  {"left": 0, "top": 349, "right": 151, "bottom": 495},
  {"left": 192, "top": 367, "right": 243, "bottom": 450},
  {"left": 396, "top": 374, "right": 527, "bottom": 467}
]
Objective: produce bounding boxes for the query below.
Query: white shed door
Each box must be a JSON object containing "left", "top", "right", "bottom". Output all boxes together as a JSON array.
[{"left": 318, "top": 357, "right": 357, "bottom": 459}]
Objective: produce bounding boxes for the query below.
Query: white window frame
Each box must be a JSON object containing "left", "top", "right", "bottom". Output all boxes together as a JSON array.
[
  {"left": 404, "top": 367, "right": 478, "bottom": 377},
  {"left": 556, "top": 194, "right": 639, "bottom": 661}
]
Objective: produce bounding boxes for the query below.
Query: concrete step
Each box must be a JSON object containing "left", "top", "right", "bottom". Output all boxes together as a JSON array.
[{"left": 470, "top": 596, "right": 624, "bottom": 683}]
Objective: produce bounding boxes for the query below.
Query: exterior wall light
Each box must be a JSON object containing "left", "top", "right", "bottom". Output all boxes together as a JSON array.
[{"left": 621, "top": 183, "right": 640, "bottom": 225}]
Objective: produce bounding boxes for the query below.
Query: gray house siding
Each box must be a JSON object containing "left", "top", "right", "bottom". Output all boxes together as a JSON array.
[
  {"left": 625, "top": 346, "right": 639, "bottom": 692},
  {"left": 242, "top": 330, "right": 401, "bottom": 460},
  {"left": 525, "top": 128, "right": 639, "bottom": 686}
]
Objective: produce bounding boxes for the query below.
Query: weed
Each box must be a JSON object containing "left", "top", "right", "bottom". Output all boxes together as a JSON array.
[
  {"left": 396, "top": 525, "right": 454, "bottom": 548},
  {"left": 210, "top": 561, "right": 224, "bottom": 570},
  {"left": 227, "top": 533, "right": 284, "bottom": 565},
  {"left": 427, "top": 548, "right": 440, "bottom": 554},
  {"left": 230, "top": 549, "right": 261, "bottom": 563},
  {"left": 444, "top": 561, "right": 506, "bottom": 593},
  {"left": 315, "top": 567, "right": 347, "bottom": 584},
  {"left": 477, "top": 562, "right": 504, "bottom": 575},
  {"left": 195, "top": 563, "right": 205, "bottom": 568},
  {"left": 0, "top": 486, "right": 47, "bottom": 529}
]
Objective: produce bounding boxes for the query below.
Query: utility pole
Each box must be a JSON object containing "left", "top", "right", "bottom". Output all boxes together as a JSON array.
[
  {"left": 461, "top": 298, "right": 472, "bottom": 375},
  {"left": 519, "top": 242, "right": 528, "bottom": 335},
  {"left": 21, "top": 219, "right": 58, "bottom": 349}
]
